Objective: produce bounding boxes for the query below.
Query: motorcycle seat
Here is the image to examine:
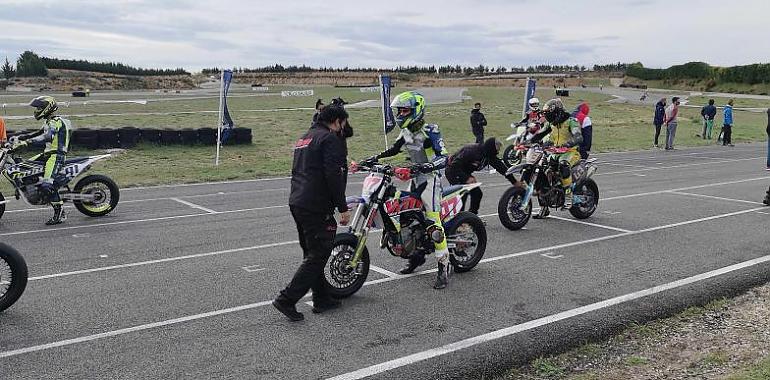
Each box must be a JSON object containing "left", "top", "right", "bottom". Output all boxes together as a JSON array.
[
  {"left": 64, "top": 157, "right": 91, "bottom": 165},
  {"left": 442, "top": 185, "right": 464, "bottom": 197}
]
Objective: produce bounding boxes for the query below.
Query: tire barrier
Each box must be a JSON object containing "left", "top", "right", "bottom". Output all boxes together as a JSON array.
[
  {"left": 97, "top": 128, "right": 120, "bottom": 149},
  {"left": 60, "top": 127, "right": 254, "bottom": 149},
  {"left": 118, "top": 127, "right": 140, "bottom": 148},
  {"left": 180, "top": 129, "right": 198, "bottom": 145},
  {"left": 160, "top": 128, "right": 182, "bottom": 145}
]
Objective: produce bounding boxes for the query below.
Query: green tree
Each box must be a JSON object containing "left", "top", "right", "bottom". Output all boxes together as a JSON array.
[
  {"left": 2, "top": 57, "right": 15, "bottom": 79},
  {"left": 16, "top": 51, "right": 48, "bottom": 77}
]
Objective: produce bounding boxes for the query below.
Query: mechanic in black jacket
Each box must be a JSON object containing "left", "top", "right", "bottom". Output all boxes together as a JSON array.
[
  {"left": 273, "top": 105, "right": 351, "bottom": 322},
  {"left": 445, "top": 138, "right": 517, "bottom": 214}
]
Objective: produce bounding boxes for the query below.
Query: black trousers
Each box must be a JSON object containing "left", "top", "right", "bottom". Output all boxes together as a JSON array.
[
  {"left": 277, "top": 206, "right": 337, "bottom": 305},
  {"left": 722, "top": 124, "right": 732, "bottom": 145},
  {"left": 472, "top": 128, "right": 484, "bottom": 144},
  {"left": 653, "top": 123, "right": 663, "bottom": 146},
  {"left": 446, "top": 167, "right": 482, "bottom": 214},
  {"left": 579, "top": 126, "right": 592, "bottom": 159}
]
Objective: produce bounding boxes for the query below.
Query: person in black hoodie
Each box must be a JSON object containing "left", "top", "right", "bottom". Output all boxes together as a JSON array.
[
  {"left": 273, "top": 105, "right": 351, "bottom": 322},
  {"left": 653, "top": 98, "right": 666, "bottom": 148},
  {"left": 765, "top": 108, "right": 769, "bottom": 170},
  {"left": 445, "top": 138, "right": 518, "bottom": 214},
  {"left": 470, "top": 102, "right": 487, "bottom": 144}
]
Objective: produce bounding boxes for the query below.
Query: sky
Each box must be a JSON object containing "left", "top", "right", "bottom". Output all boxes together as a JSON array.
[{"left": 0, "top": 0, "right": 766, "bottom": 72}]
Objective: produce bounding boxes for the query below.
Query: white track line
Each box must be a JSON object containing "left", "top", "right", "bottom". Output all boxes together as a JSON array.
[
  {"left": 369, "top": 265, "right": 403, "bottom": 279},
  {"left": 122, "top": 177, "right": 292, "bottom": 191},
  {"left": 29, "top": 241, "right": 297, "bottom": 281},
  {"left": 596, "top": 156, "right": 764, "bottom": 176},
  {"left": 548, "top": 216, "right": 633, "bottom": 233},
  {"left": 668, "top": 191, "right": 766, "bottom": 205},
  {"left": 0, "top": 205, "right": 287, "bottom": 237},
  {"left": 2, "top": 207, "right": 762, "bottom": 360},
  {"left": 170, "top": 198, "right": 217, "bottom": 213},
  {"left": 326, "top": 253, "right": 770, "bottom": 380}
]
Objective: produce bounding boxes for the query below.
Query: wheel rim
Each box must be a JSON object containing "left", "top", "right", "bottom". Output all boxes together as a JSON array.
[
  {"left": 448, "top": 223, "right": 479, "bottom": 265},
  {"left": 0, "top": 256, "right": 12, "bottom": 300},
  {"left": 575, "top": 185, "right": 597, "bottom": 214},
  {"left": 80, "top": 182, "right": 112, "bottom": 213},
  {"left": 325, "top": 243, "right": 361, "bottom": 290},
  {"left": 505, "top": 192, "right": 530, "bottom": 224}
]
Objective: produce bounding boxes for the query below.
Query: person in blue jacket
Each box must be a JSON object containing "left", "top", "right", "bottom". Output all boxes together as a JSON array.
[
  {"left": 653, "top": 98, "right": 666, "bottom": 148},
  {"left": 722, "top": 99, "right": 734, "bottom": 147}
]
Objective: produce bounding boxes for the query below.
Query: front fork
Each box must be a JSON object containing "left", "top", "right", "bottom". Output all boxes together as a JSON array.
[
  {"left": 519, "top": 167, "right": 540, "bottom": 210},
  {"left": 347, "top": 202, "right": 377, "bottom": 270}
]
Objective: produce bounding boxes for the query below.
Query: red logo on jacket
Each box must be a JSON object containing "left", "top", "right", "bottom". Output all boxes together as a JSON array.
[{"left": 294, "top": 138, "right": 313, "bottom": 149}]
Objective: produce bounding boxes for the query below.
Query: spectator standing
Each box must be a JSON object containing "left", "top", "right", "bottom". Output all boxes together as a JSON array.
[
  {"left": 273, "top": 105, "right": 351, "bottom": 322},
  {"left": 470, "top": 102, "right": 487, "bottom": 144},
  {"left": 722, "top": 99, "right": 734, "bottom": 147},
  {"left": 575, "top": 102, "right": 592, "bottom": 159},
  {"left": 311, "top": 99, "right": 324, "bottom": 125},
  {"left": 653, "top": 98, "right": 666, "bottom": 148},
  {"left": 700, "top": 99, "right": 717, "bottom": 140},
  {"left": 663, "top": 97, "right": 680, "bottom": 150},
  {"left": 765, "top": 108, "right": 769, "bottom": 170}
]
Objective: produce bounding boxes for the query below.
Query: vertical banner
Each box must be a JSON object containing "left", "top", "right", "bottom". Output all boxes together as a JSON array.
[
  {"left": 215, "top": 69, "right": 234, "bottom": 166},
  {"left": 379, "top": 75, "right": 395, "bottom": 148},
  {"left": 522, "top": 77, "right": 537, "bottom": 118}
]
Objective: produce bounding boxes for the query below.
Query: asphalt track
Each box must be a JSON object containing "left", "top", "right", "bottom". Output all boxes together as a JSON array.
[{"left": 0, "top": 143, "right": 769, "bottom": 379}]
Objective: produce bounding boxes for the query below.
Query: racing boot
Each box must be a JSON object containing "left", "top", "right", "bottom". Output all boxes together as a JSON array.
[
  {"left": 533, "top": 206, "right": 550, "bottom": 219},
  {"left": 46, "top": 203, "right": 67, "bottom": 226},
  {"left": 433, "top": 261, "right": 449, "bottom": 289},
  {"left": 399, "top": 252, "right": 426, "bottom": 275}
]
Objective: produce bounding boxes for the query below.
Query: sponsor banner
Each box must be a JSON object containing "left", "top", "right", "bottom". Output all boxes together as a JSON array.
[{"left": 281, "top": 90, "right": 314, "bottom": 97}]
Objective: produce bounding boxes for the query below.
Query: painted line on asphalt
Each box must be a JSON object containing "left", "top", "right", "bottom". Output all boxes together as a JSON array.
[
  {"left": 667, "top": 191, "right": 766, "bottom": 206},
  {"left": 601, "top": 162, "right": 648, "bottom": 169},
  {"left": 600, "top": 176, "right": 770, "bottom": 201},
  {"left": 28, "top": 241, "right": 298, "bottom": 281},
  {"left": 327, "top": 253, "right": 770, "bottom": 380},
  {"left": 121, "top": 177, "right": 293, "bottom": 191},
  {"left": 548, "top": 216, "right": 633, "bottom": 233},
  {"left": 3, "top": 207, "right": 763, "bottom": 359},
  {"left": 596, "top": 156, "right": 764, "bottom": 176},
  {"left": 369, "top": 265, "right": 403, "bottom": 278},
  {"left": 170, "top": 198, "right": 217, "bottom": 214},
  {"left": 0, "top": 205, "right": 288, "bottom": 238}
]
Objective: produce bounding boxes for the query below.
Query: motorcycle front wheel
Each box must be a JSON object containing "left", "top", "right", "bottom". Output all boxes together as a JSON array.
[
  {"left": 323, "top": 233, "right": 370, "bottom": 299},
  {"left": 0, "top": 243, "right": 28, "bottom": 313},
  {"left": 502, "top": 145, "right": 521, "bottom": 167},
  {"left": 447, "top": 211, "right": 487, "bottom": 273},
  {"left": 0, "top": 191, "right": 5, "bottom": 220},
  {"left": 497, "top": 186, "right": 532, "bottom": 230}
]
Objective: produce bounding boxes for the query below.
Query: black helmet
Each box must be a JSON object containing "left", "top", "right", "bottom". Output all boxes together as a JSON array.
[
  {"left": 542, "top": 98, "right": 567, "bottom": 124},
  {"left": 30, "top": 95, "right": 58, "bottom": 120}
]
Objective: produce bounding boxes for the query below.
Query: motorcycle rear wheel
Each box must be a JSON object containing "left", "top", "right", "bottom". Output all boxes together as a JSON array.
[
  {"left": 323, "top": 233, "right": 370, "bottom": 299},
  {"left": 73, "top": 175, "right": 120, "bottom": 217},
  {"left": 569, "top": 179, "right": 599, "bottom": 219},
  {"left": 447, "top": 212, "right": 487, "bottom": 273},
  {"left": 0, "top": 243, "right": 28, "bottom": 313},
  {"left": 0, "top": 192, "right": 5, "bottom": 220}
]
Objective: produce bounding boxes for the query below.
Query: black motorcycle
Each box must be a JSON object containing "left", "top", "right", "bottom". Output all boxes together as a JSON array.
[
  {"left": 498, "top": 144, "right": 599, "bottom": 230},
  {"left": 0, "top": 243, "right": 28, "bottom": 312}
]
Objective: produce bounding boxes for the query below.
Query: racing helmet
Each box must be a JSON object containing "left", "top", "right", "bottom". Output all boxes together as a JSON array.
[
  {"left": 542, "top": 98, "right": 565, "bottom": 124},
  {"left": 30, "top": 96, "right": 58, "bottom": 120},
  {"left": 391, "top": 91, "right": 425, "bottom": 132},
  {"left": 528, "top": 97, "right": 540, "bottom": 111}
]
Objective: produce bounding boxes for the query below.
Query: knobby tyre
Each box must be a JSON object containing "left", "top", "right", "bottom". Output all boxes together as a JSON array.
[
  {"left": 497, "top": 186, "right": 532, "bottom": 230},
  {"left": 448, "top": 211, "right": 487, "bottom": 272},
  {"left": 0, "top": 243, "right": 28, "bottom": 313},
  {"left": 73, "top": 175, "right": 121, "bottom": 217},
  {"left": 569, "top": 179, "right": 599, "bottom": 219},
  {"left": 323, "top": 233, "right": 370, "bottom": 299}
]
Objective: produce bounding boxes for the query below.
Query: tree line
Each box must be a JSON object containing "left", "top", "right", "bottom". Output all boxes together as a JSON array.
[
  {"left": 2, "top": 51, "right": 190, "bottom": 79},
  {"left": 627, "top": 62, "right": 770, "bottom": 85},
  {"left": 202, "top": 63, "right": 630, "bottom": 76}
]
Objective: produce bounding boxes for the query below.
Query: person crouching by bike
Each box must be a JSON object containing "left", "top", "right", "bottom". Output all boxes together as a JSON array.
[
  {"left": 529, "top": 98, "right": 583, "bottom": 219},
  {"left": 9, "top": 96, "right": 70, "bottom": 225},
  {"left": 272, "top": 105, "right": 352, "bottom": 322},
  {"left": 362, "top": 91, "right": 452, "bottom": 289},
  {"left": 445, "top": 138, "right": 518, "bottom": 215}
]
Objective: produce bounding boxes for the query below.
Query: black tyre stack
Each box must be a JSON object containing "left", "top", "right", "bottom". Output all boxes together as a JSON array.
[
  {"left": 72, "top": 128, "right": 100, "bottom": 149},
  {"left": 118, "top": 127, "right": 141, "bottom": 148},
  {"left": 140, "top": 128, "right": 161, "bottom": 144},
  {"left": 234, "top": 127, "right": 253, "bottom": 145},
  {"left": 97, "top": 128, "right": 120, "bottom": 149},
  {"left": 160, "top": 128, "right": 181, "bottom": 145},
  {"left": 180, "top": 129, "right": 198, "bottom": 145},
  {"left": 197, "top": 127, "right": 217, "bottom": 145},
  {"left": 63, "top": 127, "right": 252, "bottom": 149}
]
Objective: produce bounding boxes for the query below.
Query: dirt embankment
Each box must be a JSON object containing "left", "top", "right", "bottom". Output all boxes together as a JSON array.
[{"left": 5, "top": 69, "right": 197, "bottom": 91}]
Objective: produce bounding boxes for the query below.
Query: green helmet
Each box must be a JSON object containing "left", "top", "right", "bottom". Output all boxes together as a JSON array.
[
  {"left": 391, "top": 91, "right": 425, "bottom": 132},
  {"left": 30, "top": 95, "right": 58, "bottom": 120}
]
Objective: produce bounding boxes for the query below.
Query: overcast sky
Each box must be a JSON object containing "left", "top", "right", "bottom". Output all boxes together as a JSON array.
[{"left": 0, "top": 0, "right": 765, "bottom": 72}]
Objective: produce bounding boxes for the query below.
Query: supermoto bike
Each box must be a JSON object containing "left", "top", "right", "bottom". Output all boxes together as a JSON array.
[
  {"left": 497, "top": 144, "right": 599, "bottom": 230},
  {"left": 0, "top": 144, "right": 120, "bottom": 220},
  {"left": 501, "top": 120, "right": 543, "bottom": 167},
  {"left": 322, "top": 161, "right": 487, "bottom": 298},
  {"left": 0, "top": 243, "right": 27, "bottom": 312}
]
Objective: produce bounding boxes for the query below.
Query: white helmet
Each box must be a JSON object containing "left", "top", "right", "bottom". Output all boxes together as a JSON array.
[{"left": 528, "top": 97, "right": 540, "bottom": 111}]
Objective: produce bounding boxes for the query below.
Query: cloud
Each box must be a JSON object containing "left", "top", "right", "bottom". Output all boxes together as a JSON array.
[{"left": 0, "top": 0, "right": 767, "bottom": 71}]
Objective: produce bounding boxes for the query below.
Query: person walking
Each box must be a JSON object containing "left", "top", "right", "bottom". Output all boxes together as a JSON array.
[
  {"left": 722, "top": 99, "right": 734, "bottom": 147},
  {"left": 700, "top": 99, "right": 717, "bottom": 140},
  {"left": 470, "top": 102, "right": 487, "bottom": 144},
  {"left": 765, "top": 108, "right": 769, "bottom": 171},
  {"left": 663, "top": 97, "right": 680, "bottom": 150},
  {"left": 273, "top": 105, "right": 351, "bottom": 322},
  {"left": 653, "top": 98, "right": 666, "bottom": 148}
]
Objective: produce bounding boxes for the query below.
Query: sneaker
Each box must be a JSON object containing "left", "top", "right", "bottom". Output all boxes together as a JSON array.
[
  {"left": 272, "top": 299, "right": 304, "bottom": 322},
  {"left": 433, "top": 262, "right": 449, "bottom": 290},
  {"left": 652, "top": 144, "right": 659, "bottom": 148},
  {"left": 311, "top": 299, "right": 341, "bottom": 314},
  {"left": 729, "top": 144, "right": 735, "bottom": 147},
  {"left": 766, "top": 167, "right": 770, "bottom": 171}
]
